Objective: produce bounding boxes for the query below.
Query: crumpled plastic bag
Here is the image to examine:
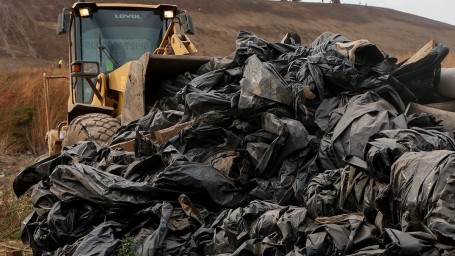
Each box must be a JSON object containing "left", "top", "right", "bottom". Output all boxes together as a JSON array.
[
  {"left": 48, "top": 150, "right": 245, "bottom": 209},
  {"left": 389, "top": 150, "right": 455, "bottom": 243},
  {"left": 306, "top": 213, "right": 380, "bottom": 256},
  {"left": 305, "top": 167, "right": 385, "bottom": 221},
  {"left": 312, "top": 91, "right": 407, "bottom": 173},
  {"left": 363, "top": 128, "right": 455, "bottom": 181}
]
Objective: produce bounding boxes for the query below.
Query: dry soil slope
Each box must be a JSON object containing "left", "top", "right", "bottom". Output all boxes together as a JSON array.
[
  {"left": 180, "top": 0, "right": 455, "bottom": 57},
  {"left": 1, "top": 0, "right": 454, "bottom": 69},
  {"left": 0, "top": 0, "right": 73, "bottom": 69}
]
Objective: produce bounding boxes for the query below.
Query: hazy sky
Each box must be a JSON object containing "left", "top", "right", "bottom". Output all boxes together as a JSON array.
[{"left": 302, "top": 0, "right": 455, "bottom": 26}]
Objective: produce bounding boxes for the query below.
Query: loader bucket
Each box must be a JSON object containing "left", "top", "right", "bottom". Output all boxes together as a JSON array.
[{"left": 121, "top": 53, "right": 212, "bottom": 125}]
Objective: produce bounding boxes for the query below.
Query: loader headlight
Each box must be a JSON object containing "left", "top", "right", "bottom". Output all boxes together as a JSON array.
[
  {"left": 83, "top": 62, "right": 99, "bottom": 74},
  {"left": 163, "top": 10, "right": 174, "bottom": 19},
  {"left": 79, "top": 7, "right": 91, "bottom": 17}
]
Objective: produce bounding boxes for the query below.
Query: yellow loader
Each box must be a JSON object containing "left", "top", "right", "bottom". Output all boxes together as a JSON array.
[{"left": 46, "top": 1, "right": 211, "bottom": 155}]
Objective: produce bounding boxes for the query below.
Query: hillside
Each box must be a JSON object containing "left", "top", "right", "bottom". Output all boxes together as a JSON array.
[{"left": 1, "top": 0, "right": 455, "bottom": 69}]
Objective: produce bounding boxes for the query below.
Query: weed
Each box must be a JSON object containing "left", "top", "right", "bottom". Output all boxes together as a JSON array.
[
  {"left": 0, "top": 133, "right": 20, "bottom": 155},
  {"left": 0, "top": 188, "right": 33, "bottom": 240},
  {"left": 118, "top": 236, "right": 137, "bottom": 256},
  {"left": 0, "top": 68, "right": 69, "bottom": 155}
]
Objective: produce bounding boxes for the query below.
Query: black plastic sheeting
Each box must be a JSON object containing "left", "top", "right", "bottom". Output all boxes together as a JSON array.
[
  {"left": 13, "top": 31, "right": 455, "bottom": 255},
  {"left": 389, "top": 151, "right": 455, "bottom": 243}
]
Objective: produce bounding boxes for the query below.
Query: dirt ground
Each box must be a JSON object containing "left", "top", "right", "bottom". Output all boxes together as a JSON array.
[
  {"left": 0, "top": 241, "right": 32, "bottom": 256},
  {"left": 0, "top": 154, "right": 35, "bottom": 189}
]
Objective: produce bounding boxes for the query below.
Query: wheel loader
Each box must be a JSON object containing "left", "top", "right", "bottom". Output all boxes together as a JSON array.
[{"left": 46, "top": 1, "right": 211, "bottom": 155}]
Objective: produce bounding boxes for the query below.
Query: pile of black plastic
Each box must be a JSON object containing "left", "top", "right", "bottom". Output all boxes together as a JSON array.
[{"left": 14, "top": 31, "right": 455, "bottom": 255}]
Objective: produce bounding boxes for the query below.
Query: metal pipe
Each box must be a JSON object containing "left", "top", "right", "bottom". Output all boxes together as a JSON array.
[
  {"left": 436, "top": 68, "right": 455, "bottom": 98},
  {"left": 43, "top": 74, "right": 70, "bottom": 132}
]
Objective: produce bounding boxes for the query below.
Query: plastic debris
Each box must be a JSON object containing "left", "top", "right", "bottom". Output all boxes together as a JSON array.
[{"left": 13, "top": 31, "right": 455, "bottom": 255}]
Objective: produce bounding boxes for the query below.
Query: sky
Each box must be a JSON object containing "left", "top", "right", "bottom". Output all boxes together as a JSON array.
[{"left": 301, "top": 0, "right": 455, "bottom": 26}]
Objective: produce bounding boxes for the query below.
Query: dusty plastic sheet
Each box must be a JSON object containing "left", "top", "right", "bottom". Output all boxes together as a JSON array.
[
  {"left": 196, "top": 31, "right": 300, "bottom": 75},
  {"left": 108, "top": 108, "right": 185, "bottom": 146},
  {"left": 13, "top": 141, "right": 103, "bottom": 197},
  {"left": 240, "top": 55, "right": 292, "bottom": 107},
  {"left": 249, "top": 112, "right": 313, "bottom": 178},
  {"left": 72, "top": 221, "right": 123, "bottom": 256},
  {"left": 13, "top": 154, "right": 65, "bottom": 197},
  {"left": 250, "top": 146, "right": 317, "bottom": 206},
  {"left": 49, "top": 199, "right": 102, "bottom": 240},
  {"left": 304, "top": 167, "right": 385, "bottom": 221},
  {"left": 48, "top": 152, "right": 245, "bottom": 208},
  {"left": 30, "top": 181, "right": 59, "bottom": 217},
  {"left": 312, "top": 91, "right": 407, "bottom": 173},
  {"left": 305, "top": 213, "right": 380, "bottom": 256},
  {"left": 382, "top": 228, "right": 438, "bottom": 256},
  {"left": 363, "top": 128, "right": 455, "bottom": 181},
  {"left": 136, "top": 202, "right": 173, "bottom": 255},
  {"left": 308, "top": 32, "right": 350, "bottom": 55},
  {"left": 22, "top": 198, "right": 104, "bottom": 253},
  {"left": 392, "top": 43, "right": 449, "bottom": 103},
  {"left": 389, "top": 150, "right": 455, "bottom": 243},
  {"left": 190, "top": 200, "right": 312, "bottom": 255}
]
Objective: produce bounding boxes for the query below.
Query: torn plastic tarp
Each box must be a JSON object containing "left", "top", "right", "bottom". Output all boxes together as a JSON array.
[
  {"left": 308, "top": 32, "right": 350, "bottom": 55},
  {"left": 30, "top": 181, "right": 59, "bottom": 217},
  {"left": 191, "top": 200, "right": 312, "bottom": 255},
  {"left": 196, "top": 31, "right": 300, "bottom": 74},
  {"left": 389, "top": 150, "right": 455, "bottom": 243},
  {"left": 286, "top": 32, "right": 386, "bottom": 103},
  {"left": 363, "top": 128, "right": 455, "bottom": 182},
  {"left": 22, "top": 198, "right": 104, "bottom": 253},
  {"left": 71, "top": 221, "right": 123, "bottom": 256},
  {"left": 304, "top": 167, "right": 385, "bottom": 221},
  {"left": 248, "top": 112, "right": 313, "bottom": 178},
  {"left": 239, "top": 55, "right": 292, "bottom": 107},
  {"left": 13, "top": 141, "right": 102, "bottom": 197},
  {"left": 382, "top": 228, "right": 439, "bottom": 256},
  {"left": 167, "top": 119, "right": 242, "bottom": 163},
  {"left": 392, "top": 42, "right": 449, "bottom": 103},
  {"left": 136, "top": 201, "right": 173, "bottom": 255},
  {"left": 249, "top": 146, "right": 317, "bottom": 206},
  {"left": 306, "top": 213, "right": 380, "bottom": 256},
  {"left": 48, "top": 147, "right": 245, "bottom": 209},
  {"left": 312, "top": 91, "right": 407, "bottom": 173}
]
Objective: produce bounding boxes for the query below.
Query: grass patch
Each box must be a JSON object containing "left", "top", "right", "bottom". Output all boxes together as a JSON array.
[
  {"left": 118, "top": 236, "right": 138, "bottom": 256},
  {"left": 0, "top": 68, "right": 69, "bottom": 155},
  {"left": 0, "top": 188, "right": 32, "bottom": 240}
]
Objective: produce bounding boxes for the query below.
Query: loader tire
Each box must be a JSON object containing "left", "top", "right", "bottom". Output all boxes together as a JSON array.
[{"left": 62, "top": 113, "right": 120, "bottom": 147}]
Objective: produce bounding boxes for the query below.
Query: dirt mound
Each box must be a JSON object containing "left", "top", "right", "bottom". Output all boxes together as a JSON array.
[{"left": 0, "top": 0, "right": 454, "bottom": 69}]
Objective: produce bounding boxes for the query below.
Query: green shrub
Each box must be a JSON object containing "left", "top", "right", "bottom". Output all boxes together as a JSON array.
[{"left": 118, "top": 236, "right": 137, "bottom": 256}]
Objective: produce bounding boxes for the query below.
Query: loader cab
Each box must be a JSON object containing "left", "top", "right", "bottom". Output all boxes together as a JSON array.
[{"left": 58, "top": 3, "right": 180, "bottom": 105}]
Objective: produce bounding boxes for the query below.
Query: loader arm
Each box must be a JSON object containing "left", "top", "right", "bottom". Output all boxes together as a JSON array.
[{"left": 154, "top": 14, "right": 197, "bottom": 55}]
